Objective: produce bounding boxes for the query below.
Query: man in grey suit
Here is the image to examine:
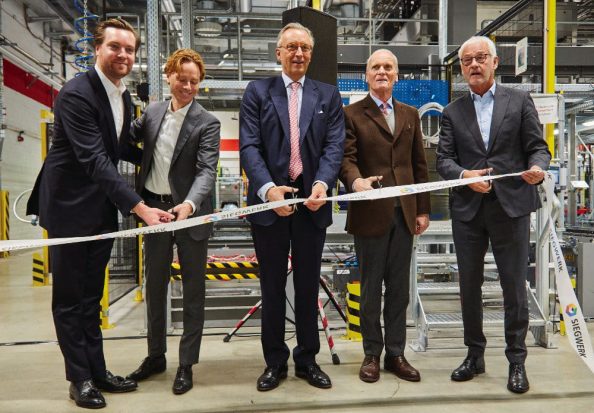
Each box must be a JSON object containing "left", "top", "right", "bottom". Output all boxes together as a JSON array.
[
  {"left": 126, "top": 49, "right": 220, "bottom": 395},
  {"left": 436, "top": 36, "right": 550, "bottom": 394}
]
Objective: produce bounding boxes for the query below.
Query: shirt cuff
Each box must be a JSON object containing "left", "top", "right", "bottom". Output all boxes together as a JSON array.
[
  {"left": 314, "top": 180, "right": 328, "bottom": 191},
  {"left": 258, "top": 182, "right": 276, "bottom": 202},
  {"left": 183, "top": 200, "right": 196, "bottom": 214},
  {"left": 459, "top": 170, "right": 466, "bottom": 179}
]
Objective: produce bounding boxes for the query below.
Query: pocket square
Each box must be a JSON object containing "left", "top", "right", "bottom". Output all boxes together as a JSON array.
[{"left": 317, "top": 110, "right": 324, "bottom": 114}]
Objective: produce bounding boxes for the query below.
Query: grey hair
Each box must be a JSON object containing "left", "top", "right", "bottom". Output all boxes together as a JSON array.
[
  {"left": 458, "top": 36, "right": 497, "bottom": 59},
  {"left": 366, "top": 49, "right": 399, "bottom": 72},
  {"left": 276, "top": 22, "right": 315, "bottom": 48}
]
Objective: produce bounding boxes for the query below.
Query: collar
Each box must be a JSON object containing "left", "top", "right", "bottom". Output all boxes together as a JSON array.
[
  {"left": 95, "top": 65, "right": 126, "bottom": 96},
  {"left": 168, "top": 99, "right": 192, "bottom": 116},
  {"left": 369, "top": 92, "right": 393, "bottom": 110},
  {"left": 282, "top": 72, "right": 305, "bottom": 89},
  {"left": 470, "top": 82, "right": 496, "bottom": 101}
]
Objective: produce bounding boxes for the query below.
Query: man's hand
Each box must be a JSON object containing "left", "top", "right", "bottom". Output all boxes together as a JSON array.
[
  {"left": 304, "top": 182, "right": 327, "bottom": 212},
  {"left": 415, "top": 214, "right": 430, "bottom": 235},
  {"left": 132, "top": 202, "right": 175, "bottom": 225},
  {"left": 353, "top": 176, "right": 383, "bottom": 192},
  {"left": 463, "top": 168, "right": 493, "bottom": 193},
  {"left": 266, "top": 186, "right": 298, "bottom": 216},
  {"left": 521, "top": 165, "right": 545, "bottom": 185},
  {"left": 171, "top": 202, "right": 193, "bottom": 221}
]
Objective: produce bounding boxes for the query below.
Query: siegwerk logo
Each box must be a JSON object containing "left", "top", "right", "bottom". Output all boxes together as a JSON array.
[{"left": 566, "top": 303, "right": 578, "bottom": 317}]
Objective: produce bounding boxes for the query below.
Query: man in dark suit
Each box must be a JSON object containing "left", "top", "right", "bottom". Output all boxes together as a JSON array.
[
  {"left": 126, "top": 49, "right": 220, "bottom": 395},
  {"left": 340, "top": 49, "right": 430, "bottom": 384},
  {"left": 239, "top": 22, "right": 345, "bottom": 391},
  {"left": 26, "top": 19, "right": 173, "bottom": 409},
  {"left": 436, "top": 36, "right": 551, "bottom": 394}
]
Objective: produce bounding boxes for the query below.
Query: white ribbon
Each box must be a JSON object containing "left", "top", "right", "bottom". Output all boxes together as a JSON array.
[
  {"left": 3, "top": 170, "right": 592, "bottom": 372},
  {"left": 0, "top": 172, "right": 520, "bottom": 253},
  {"left": 543, "top": 175, "right": 594, "bottom": 373}
]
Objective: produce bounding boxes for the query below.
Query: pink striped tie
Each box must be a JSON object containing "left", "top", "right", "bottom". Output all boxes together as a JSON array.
[
  {"left": 380, "top": 102, "right": 389, "bottom": 115},
  {"left": 288, "top": 82, "right": 303, "bottom": 181}
]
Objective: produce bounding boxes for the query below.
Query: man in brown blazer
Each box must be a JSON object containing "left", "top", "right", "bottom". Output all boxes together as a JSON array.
[{"left": 340, "top": 49, "right": 430, "bottom": 383}]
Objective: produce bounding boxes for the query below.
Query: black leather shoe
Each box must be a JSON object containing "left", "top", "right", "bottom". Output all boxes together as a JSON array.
[
  {"left": 94, "top": 371, "right": 137, "bottom": 393},
  {"left": 295, "top": 363, "right": 332, "bottom": 389},
  {"left": 69, "top": 379, "right": 106, "bottom": 409},
  {"left": 256, "top": 365, "right": 288, "bottom": 391},
  {"left": 507, "top": 363, "right": 529, "bottom": 394},
  {"left": 172, "top": 365, "right": 193, "bottom": 395},
  {"left": 126, "top": 355, "right": 166, "bottom": 381},
  {"left": 451, "top": 356, "right": 485, "bottom": 382}
]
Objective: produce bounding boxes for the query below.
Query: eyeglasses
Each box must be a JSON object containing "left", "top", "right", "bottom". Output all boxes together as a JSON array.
[
  {"left": 460, "top": 53, "right": 491, "bottom": 66},
  {"left": 279, "top": 43, "right": 313, "bottom": 54}
]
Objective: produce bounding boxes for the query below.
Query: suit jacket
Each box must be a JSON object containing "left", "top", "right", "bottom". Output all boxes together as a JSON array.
[
  {"left": 340, "top": 95, "right": 430, "bottom": 237},
  {"left": 26, "top": 68, "right": 142, "bottom": 237},
  {"left": 131, "top": 100, "right": 220, "bottom": 241},
  {"left": 436, "top": 84, "right": 551, "bottom": 221},
  {"left": 239, "top": 76, "right": 345, "bottom": 228}
]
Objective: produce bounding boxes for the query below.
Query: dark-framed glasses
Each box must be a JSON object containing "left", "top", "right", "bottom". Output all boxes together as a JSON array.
[
  {"left": 461, "top": 53, "right": 491, "bottom": 66},
  {"left": 280, "top": 43, "right": 313, "bottom": 54}
]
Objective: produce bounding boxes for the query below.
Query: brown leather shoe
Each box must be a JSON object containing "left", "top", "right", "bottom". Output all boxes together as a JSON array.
[
  {"left": 359, "top": 355, "right": 380, "bottom": 383},
  {"left": 384, "top": 355, "right": 421, "bottom": 382}
]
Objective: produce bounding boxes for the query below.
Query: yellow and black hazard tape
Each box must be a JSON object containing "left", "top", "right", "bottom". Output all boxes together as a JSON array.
[
  {"left": 32, "top": 253, "right": 46, "bottom": 286},
  {"left": 344, "top": 282, "right": 362, "bottom": 340},
  {"left": 169, "top": 261, "right": 259, "bottom": 281}
]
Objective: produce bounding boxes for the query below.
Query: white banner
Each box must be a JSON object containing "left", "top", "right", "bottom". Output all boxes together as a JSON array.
[{"left": 543, "top": 176, "right": 594, "bottom": 373}]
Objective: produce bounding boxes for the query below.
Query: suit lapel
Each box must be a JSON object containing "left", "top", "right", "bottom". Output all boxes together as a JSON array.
[
  {"left": 270, "top": 77, "right": 291, "bottom": 142},
  {"left": 88, "top": 69, "right": 118, "bottom": 153},
  {"left": 392, "top": 99, "right": 405, "bottom": 142},
  {"left": 487, "top": 86, "right": 509, "bottom": 153},
  {"left": 362, "top": 94, "right": 393, "bottom": 139},
  {"left": 118, "top": 90, "right": 133, "bottom": 157},
  {"left": 460, "top": 93, "right": 487, "bottom": 152},
  {"left": 143, "top": 101, "right": 169, "bottom": 174},
  {"left": 299, "top": 78, "right": 318, "bottom": 142},
  {"left": 171, "top": 100, "right": 200, "bottom": 166}
]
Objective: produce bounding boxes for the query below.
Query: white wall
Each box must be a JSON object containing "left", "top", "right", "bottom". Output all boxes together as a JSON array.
[
  {"left": 211, "top": 110, "right": 241, "bottom": 176},
  {"left": 0, "top": 88, "right": 46, "bottom": 241},
  {"left": 1, "top": 0, "right": 63, "bottom": 243}
]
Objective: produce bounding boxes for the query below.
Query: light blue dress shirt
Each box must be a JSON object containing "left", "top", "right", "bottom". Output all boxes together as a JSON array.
[{"left": 470, "top": 82, "right": 496, "bottom": 150}]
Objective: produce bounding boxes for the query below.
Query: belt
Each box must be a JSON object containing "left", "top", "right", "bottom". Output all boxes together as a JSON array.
[{"left": 143, "top": 188, "right": 174, "bottom": 204}]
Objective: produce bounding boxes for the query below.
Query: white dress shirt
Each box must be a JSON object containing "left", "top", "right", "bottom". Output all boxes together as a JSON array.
[
  {"left": 95, "top": 65, "right": 126, "bottom": 138},
  {"left": 145, "top": 100, "right": 196, "bottom": 213}
]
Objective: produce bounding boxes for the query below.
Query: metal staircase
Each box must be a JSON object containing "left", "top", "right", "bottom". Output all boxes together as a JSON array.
[
  {"left": 409, "top": 186, "right": 558, "bottom": 351},
  {"left": 411, "top": 280, "right": 547, "bottom": 352}
]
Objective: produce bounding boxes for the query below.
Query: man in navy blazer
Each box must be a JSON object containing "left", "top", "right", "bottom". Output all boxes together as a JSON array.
[
  {"left": 27, "top": 19, "right": 173, "bottom": 409},
  {"left": 436, "top": 36, "right": 550, "bottom": 394},
  {"left": 240, "top": 22, "right": 345, "bottom": 391}
]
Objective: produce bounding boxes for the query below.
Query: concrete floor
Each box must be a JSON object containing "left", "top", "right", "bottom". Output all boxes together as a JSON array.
[{"left": 1, "top": 252, "right": 594, "bottom": 413}]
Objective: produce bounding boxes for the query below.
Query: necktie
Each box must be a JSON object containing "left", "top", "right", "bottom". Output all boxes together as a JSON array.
[
  {"left": 380, "top": 102, "right": 389, "bottom": 116},
  {"left": 288, "top": 82, "right": 303, "bottom": 181}
]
